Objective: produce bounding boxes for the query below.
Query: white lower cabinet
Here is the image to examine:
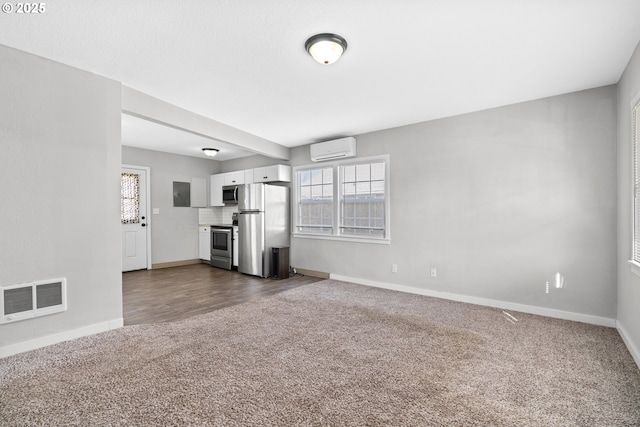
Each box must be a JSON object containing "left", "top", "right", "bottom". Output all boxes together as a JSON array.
[
  {"left": 199, "top": 226, "right": 210, "bottom": 260},
  {"left": 232, "top": 226, "right": 238, "bottom": 267}
]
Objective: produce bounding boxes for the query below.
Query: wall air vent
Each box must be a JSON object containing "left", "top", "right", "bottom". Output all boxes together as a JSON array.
[
  {"left": 1, "top": 278, "right": 67, "bottom": 324},
  {"left": 310, "top": 137, "right": 356, "bottom": 162}
]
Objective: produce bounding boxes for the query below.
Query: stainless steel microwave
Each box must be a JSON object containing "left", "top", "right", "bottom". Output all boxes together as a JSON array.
[{"left": 222, "top": 185, "right": 239, "bottom": 205}]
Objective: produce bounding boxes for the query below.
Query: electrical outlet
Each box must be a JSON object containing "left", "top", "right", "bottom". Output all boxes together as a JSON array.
[
  {"left": 392, "top": 264, "right": 398, "bottom": 273},
  {"left": 430, "top": 268, "right": 437, "bottom": 278}
]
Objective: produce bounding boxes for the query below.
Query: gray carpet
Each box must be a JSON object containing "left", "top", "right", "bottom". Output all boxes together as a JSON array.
[{"left": 1, "top": 280, "right": 639, "bottom": 426}]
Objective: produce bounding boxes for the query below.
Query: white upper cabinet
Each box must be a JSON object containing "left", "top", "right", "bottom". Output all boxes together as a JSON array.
[
  {"left": 211, "top": 165, "right": 290, "bottom": 206},
  {"left": 191, "top": 177, "right": 207, "bottom": 207},
  {"left": 224, "top": 170, "right": 244, "bottom": 186},
  {"left": 210, "top": 174, "right": 225, "bottom": 206},
  {"left": 244, "top": 168, "right": 254, "bottom": 184},
  {"left": 253, "top": 165, "right": 291, "bottom": 183}
]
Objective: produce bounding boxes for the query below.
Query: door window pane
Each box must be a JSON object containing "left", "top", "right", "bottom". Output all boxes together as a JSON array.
[{"left": 121, "top": 173, "right": 140, "bottom": 224}]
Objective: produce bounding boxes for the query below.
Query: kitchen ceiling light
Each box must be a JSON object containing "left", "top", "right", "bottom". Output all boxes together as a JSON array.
[
  {"left": 202, "top": 148, "right": 219, "bottom": 157},
  {"left": 305, "top": 33, "right": 347, "bottom": 65}
]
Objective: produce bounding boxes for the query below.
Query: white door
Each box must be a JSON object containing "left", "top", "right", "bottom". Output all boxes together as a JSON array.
[{"left": 121, "top": 166, "right": 149, "bottom": 272}]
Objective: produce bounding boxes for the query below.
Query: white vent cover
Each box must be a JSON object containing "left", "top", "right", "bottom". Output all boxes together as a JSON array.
[
  {"left": 1, "top": 278, "right": 67, "bottom": 324},
  {"left": 310, "top": 137, "right": 356, "bottom": 162}
]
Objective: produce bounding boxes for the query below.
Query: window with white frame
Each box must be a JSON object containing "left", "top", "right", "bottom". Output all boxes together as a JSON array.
[
  {"left": 297, "top": 167, "right": 334, "bottom": 234},
  {"left": 293, "top": 156, "right": 389, "bottom": 242},
  {"left": 632, "top": 100, "right": 640, "bottom": 264},
  {"left": 339, "top": 162, "right": 386, "bottom": 238}
]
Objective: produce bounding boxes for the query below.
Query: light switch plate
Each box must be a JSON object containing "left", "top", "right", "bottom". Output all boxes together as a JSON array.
[{"left": 153, "top": 208, "right": 160, "bottom": 215}]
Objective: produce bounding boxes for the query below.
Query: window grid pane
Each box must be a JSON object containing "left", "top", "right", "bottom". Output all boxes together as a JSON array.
[
  {"left": 297, "top": 167, "right": 333, "bottom": 234},
  {"left": 340, "top": 161, "right": 385, "bottom": 238},
  {"left": 121, "top": 173, "right": 140, "bottom": 224}
]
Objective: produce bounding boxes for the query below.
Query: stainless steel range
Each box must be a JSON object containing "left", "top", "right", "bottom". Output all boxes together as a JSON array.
[{"left": 210, "top": 226, "right": 233, "bottom": 270}]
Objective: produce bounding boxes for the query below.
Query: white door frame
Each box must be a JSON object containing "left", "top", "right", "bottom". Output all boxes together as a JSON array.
[{"left": 122, "top": 164, "right": 152, "bottom": 270}]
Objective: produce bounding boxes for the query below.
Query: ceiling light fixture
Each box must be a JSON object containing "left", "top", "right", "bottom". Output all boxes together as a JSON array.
[
  {"left": 305, "top": 33, "right": 347, "bottom": 65},
  {"left": 202, "top": 148, "right": 219, "bottom": 157}
]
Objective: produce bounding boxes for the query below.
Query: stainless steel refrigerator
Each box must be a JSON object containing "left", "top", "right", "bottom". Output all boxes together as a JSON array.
[{"left": 237, "top": 183, "right": 289, "bottom": 278}]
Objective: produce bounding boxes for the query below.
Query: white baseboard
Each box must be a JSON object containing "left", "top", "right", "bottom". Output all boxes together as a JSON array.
[
  {"left": 329, "top": 274, "right": 617, "bottom": 328},
  {"left": 0, "top": 318, "right": 124, "bottom": 359},
  {"left": 616, "top": 322, "right": 640, "bottom": 369}
]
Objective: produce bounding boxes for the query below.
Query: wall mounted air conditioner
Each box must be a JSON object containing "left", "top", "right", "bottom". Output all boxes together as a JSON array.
[{"left": 310, "top": 137, "right": 356, "bottom": 162}]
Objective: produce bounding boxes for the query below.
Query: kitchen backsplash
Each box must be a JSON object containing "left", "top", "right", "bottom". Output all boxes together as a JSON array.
[
  {"left": 198, "top": 208, "right": 220, "bottom": 225},
  {"left": 198, "top": 206, "right": 238, "bottom": 225}
]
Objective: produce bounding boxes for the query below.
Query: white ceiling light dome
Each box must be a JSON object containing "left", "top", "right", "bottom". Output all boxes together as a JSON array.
[
  {"left": 305, "top": 33, "right": 347, "bottom": 65},
  {"left": 202, "top": 148, "right": 219, "bottom": 157}
]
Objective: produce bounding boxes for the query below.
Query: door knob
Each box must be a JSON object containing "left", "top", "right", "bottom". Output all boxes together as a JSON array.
[{"left": 141, "top": 223, "right": 146, "bottom": 227}]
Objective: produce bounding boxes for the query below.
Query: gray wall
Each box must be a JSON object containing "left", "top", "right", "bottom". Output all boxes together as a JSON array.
[
  {"left": 0, "top": 46, "right": 122, "bottom": 348},
  {"left": 617, "top": 41, "right": 640, "bottom": 359},
  {"left": 288, "top": 86, "right": 618, "bottom": 319},
  {"left": 122, "top": 146, "right": 221, "bottom": 264}
]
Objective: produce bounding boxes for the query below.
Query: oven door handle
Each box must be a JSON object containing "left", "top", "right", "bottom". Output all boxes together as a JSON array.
[{"left": 212, "top": 228, "right": 232, "bottom": 234}]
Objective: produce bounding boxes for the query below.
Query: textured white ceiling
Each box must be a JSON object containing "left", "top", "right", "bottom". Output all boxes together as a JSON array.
[{"left": 2, "top": 0, "right": 640, "bottom": 158}]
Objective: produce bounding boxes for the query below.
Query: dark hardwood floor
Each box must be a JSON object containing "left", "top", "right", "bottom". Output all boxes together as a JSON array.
[{"left": 122, "top": 263, "right": 323, "bottom": 325}]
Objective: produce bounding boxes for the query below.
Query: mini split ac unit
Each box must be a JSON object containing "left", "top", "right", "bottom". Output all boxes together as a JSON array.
[{"left": 310, "top": 137, "right": 356, "bottom": 162}]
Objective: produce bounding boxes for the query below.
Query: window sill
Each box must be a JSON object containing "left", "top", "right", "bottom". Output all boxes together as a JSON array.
[
  {"left": 293, "top": 233, "right": 390, "bottom": 245},
  {"left": 628, "top": 260, "right": 640, "bottom": 278}
]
